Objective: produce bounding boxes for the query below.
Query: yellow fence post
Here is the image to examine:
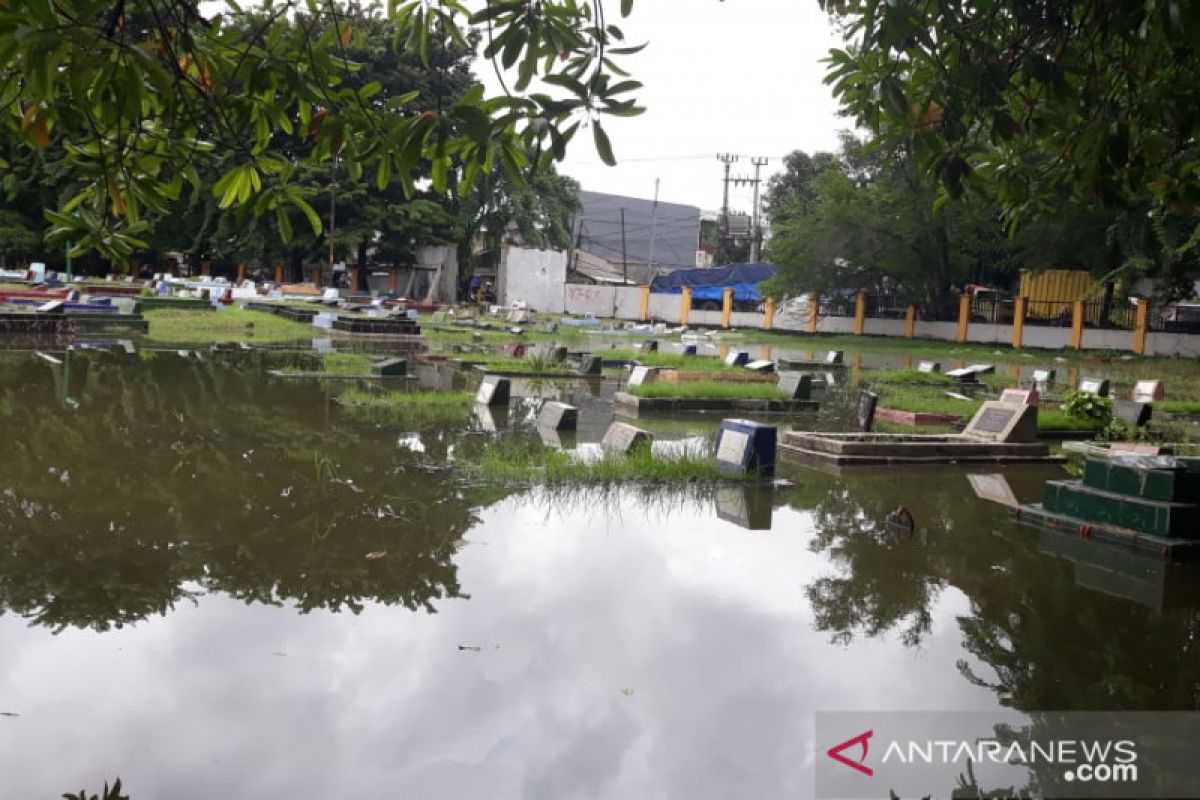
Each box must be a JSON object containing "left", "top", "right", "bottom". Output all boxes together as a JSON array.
[
  {"left": 853, "top": 291, "right": 867, "bottom": 336},
  {"left": 1133, "top": 298, "right": 1149, "bottom": 355},
  {"left": 236, "top": 262, "right": 246, "bottom": 283},
  {"left": 680, "top": 287, "right": 691, "bottom": 326},
  {"left": 721, "top": 287, "right": 733, "bottom": 329},
  {"left": 807, "top": 292, "right": 819, "bottom": 334},
  {"left": 956, "top": 293, "right": 971, "bottom": 343},
  {"left": 1012, "top": 296, "right": 1028, "bottom": 349},
  {"left": 274, "top": 263, "right": 283, "bottom": 284},
  {"left": 764, "top": 296, "right": 776, "bottom": 331},
  {"left": 904, "top": 304, "right": 916, "bottom": 339},
  {"left": 639, "top": 286, "right": 651, "bottom": 321},
  {"left": 1070, "top": 300, "right": 1084, "bottom": 349}
]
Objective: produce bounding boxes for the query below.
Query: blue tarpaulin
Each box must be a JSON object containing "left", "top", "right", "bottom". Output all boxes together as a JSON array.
[{"left": 650, "top": 262, "right": 777, "bottom": 292}]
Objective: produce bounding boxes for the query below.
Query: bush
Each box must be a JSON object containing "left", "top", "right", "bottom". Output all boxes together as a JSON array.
[{"left": 1062, "top": 390, "right": 1113, "bottom": 426}]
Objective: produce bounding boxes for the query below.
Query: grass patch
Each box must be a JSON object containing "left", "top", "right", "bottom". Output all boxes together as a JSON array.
[
  {"left": 337, "top": 389, "right": 473, "bottom": 425},
  {"left": 874, "top": 386, "right": 982, "bottom": 415},
  {"left": 145, "top": 307, "right": 312, "bottom": 344},
  {"left": 322, "top": 352, "right": 375, "bottom": 375},
  {"left": 1156, "top": 400, "right": 1200, "bottom": 414},
  {"left": 603, "top": 349, "right": 735, "bottom": 373},
  {"left": 1037, "top": 409, "right": 1106, "bottom": 431},
  {"left": 862, "top": 368, "right": 954, "bottom": 386},
  {"left": 467, "top": 441, "right": 755, "bottom": 485},
  {"left": 455, "top": 354, "right": 574, "bottom": 374},
  {"left": 628, "top": 380, "right": 783, "bottom": 400}
]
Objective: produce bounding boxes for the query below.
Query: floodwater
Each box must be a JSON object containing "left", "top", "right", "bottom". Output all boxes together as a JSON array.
[{"left": 2, "top": 348, "right": 1199, "bottom": 799}]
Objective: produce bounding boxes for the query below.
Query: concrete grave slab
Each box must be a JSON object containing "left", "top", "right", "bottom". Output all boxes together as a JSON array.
[
  {"left": 825, "top": 350, "right": 844, "bottom": 365},
  {"left": 724, "top": 350, "right": 750, "bottom": 368},
  {"left": 475, "top": 375, "right": 511, "bottom": 406},
  {"left": 601, "top": 421, "right": 653, "bottom": 454},
  {"left": 1133, "top": 380, "right": 1165, "bottom": 403},
  {"left": 537, "top": 401, "right": 578, "bottom": 431},
  {"left": 629, "top": 366, "right": 663, "bottom": 387},
  {"left": 745, "top": 360, "right": 775, "bottom": 373},
  {"left": 1114, "top": 400, "right": 1153, "bottom": 427},
  {"left": 917, "top": 361, "right": 941, "bottom": 373},
  {"left": 777, "top": 372, "right": 813, "bottom": 400},
  {"left": 370, "top": 357, "right": 407, "bottom": 377},
  {"left": 856, "top": 389, "right": 879, "bottom": 432},
  {"left": 1078, "top": 378, "right": 1111, "bottom": 397},
  {"left": 638, "top": 340, "right": 659, "bottom": 353}
]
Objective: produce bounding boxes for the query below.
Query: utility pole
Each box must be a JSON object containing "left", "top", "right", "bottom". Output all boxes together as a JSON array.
[
  {"left": 646, "top": 178, "right": 660, "bottom": 279},
  {"left": 620, "top": 207, "right": 628, "bottom": 287},
  {"left": 717, "top": 154, "right": 738, "bottom": 222},
  {"left": 749, "top": 156, "right": 768, "bottom": 262}
]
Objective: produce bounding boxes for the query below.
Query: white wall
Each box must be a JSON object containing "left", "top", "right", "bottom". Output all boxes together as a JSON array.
[
  {"left": 865, "top": 318, "right": 906, "bottom": 337},
  {"left": 1021, "top": 326, "right": 1072, "bottom": 350},
  {"left": 1081, "top": 328, "right": 1133, "bottom": 351},
  {"left": 965, "top": 323, "right": 1009, "bottom": 344},
  {"left": 614, "top": 287, "right": 644, "bottom": 319},
  {"left": 499, "top": 246, "right": 568, "bottom": 313},
  {"left": 1146, "top": 332, "right": 1200, "bottom": 357},
  {"left": 913, "top": 320, "right": 959, "bottom": 341},
  {"left": 563, "top": 283, "right": 614, "bottom": 316},
  {"left": 647, "top": 292, "right": 681, "bottom": 321}
]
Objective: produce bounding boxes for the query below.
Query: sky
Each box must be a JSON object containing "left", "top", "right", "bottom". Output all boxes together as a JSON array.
[{"left": 481, "top": 0, "right": 850, "bottom": 214}]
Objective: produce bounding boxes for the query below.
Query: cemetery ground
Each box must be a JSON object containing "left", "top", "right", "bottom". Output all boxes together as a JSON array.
[{"left": 6, "top": 301, "right": 1200, "bottom": 797}]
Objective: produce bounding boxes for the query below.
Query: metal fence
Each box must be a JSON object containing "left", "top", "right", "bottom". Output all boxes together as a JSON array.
[
  {"left": 863, "top": 293, "right": 908, "bottom": 319},
  {"left": 1150, "top": 305, "right": 1200, "bottom": 334},
  {"left": 1024, "top": 299, "right": 1074, "bottom": 327}
]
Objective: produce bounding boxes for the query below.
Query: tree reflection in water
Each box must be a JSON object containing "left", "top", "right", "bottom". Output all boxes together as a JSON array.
[
  {"left": 0, "top": 350, "right": 510, "bottom": 632},
  {"left": 792, "top": 465, "right": 1200, "bottom": 712}
]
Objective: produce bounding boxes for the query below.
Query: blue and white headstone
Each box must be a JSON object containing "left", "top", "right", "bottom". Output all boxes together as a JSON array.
[{"left": 715, "top": 419, "right": 777, "bottom": 477}]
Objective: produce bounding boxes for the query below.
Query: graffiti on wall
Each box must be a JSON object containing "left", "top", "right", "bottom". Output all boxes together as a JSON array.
[{"left": 566, "top": 285, "right": 604, "bottom": 302}]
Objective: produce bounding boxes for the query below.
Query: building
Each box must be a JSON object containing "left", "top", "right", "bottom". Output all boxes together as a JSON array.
[{"left": 571, "top": 190, "right": 702, "bottom": 283}]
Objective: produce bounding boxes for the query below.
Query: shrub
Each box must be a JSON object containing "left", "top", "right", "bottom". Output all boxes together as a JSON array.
[{"left": 1062, "top": 390, "right": 1113, "bottom": 426}]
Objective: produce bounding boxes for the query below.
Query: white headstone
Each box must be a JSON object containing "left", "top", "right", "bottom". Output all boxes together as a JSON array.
[
  {"left": 1132, "top": 380, "right": 1165, "bottom": 403},
  {"left": 629, "top": 366, "right": 662, "bottom": 387},
  {"left": 601, "top": 422, "right": 653, "bottom": 454},
  {"left": 998, "top": 388, "right": 1039, "bottom": 407}
]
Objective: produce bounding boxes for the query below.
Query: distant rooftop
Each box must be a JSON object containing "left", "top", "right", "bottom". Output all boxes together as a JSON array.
[{"left": 573, "top": 190, "right": 701, "bottom": 275}]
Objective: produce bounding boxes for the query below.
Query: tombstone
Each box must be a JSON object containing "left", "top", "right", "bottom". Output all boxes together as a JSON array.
[
  {"left": 966, "top": 363, "right": 996, "bottom": 375},
  {"left": 473, "top": 403, "right": 508, "bottom": 432},
  {"left": 681, "top": 344, "right": 698, "bottom": 356},
  {"left": 34, "top": 351, "right": 62, "bottom": 365},
  {"left": 629, "top": 366, "right": 662, "bottom": 387},
  {"left": 537, "top": 401, "right": 578, "bottom": 431},
  {"left": 36, "top": 300, "right": 64, "bottom": 314},
  {"left": 945, "top": 367, "right": 981, "bottom": 383},
  {"left": 504, "top": 342, "right": 527, "bottom": 359},
  {"left": 777, "top": 372, "right": 813, "bottom": 400},
  {"left": 825, "top": 350, "right": 844, "bottom": 365},
  {"left": 370, "top": 357, "right": 407, "bottom": 377},
  {"left": 431, "top": 310, "right": 448, "bottom": 323},
  {"left": 1031, "top": 368, "right": 1056, "bottom": 391},
  {"left": 714, "top": 419, "right": 777, "bottom": 477},
  {"left": 724, "top": 350, "right": 751, "bottom": 368},
  {"left": 576, "top": 354, "right": 603, "bottom": 375},
  {"left": 1114, "top": 400, "right": 1153, "bottom": 428},
  {"left": 1078, "top": 378, "right": 1111, "bottom": 397},
  {"left": 962, "top": 401, "right": 1039, "bottom": 443},
  {"left": 917, "top": 361, "right": 941, "bottom": 373},
  {"left": 506, "top": 308, "right": 531, "bottom": 324},
  {"left": 322, "top": 288, "right": 340, "bottom": 303},
  {"left": 545, "top": 345, "right": 569, "bottom": 363},
  {"left": 475, "top": 375, "right": 511, "bottom": 406},
  {"left": 601, "top": 421, "right": 653, "bottom": 454},
  {"left": 638, "top": 340, "right": 659, "bottom": 353},
  {"left": 543, "top": 321, "right": 558, "bottom": 334},
  {"left": 856, "top": 389, "right": 879, "bottom": 432},
  {"left": 998, "top": 387, "right": 1039, "bottom": 408},
  {"left": 509, "top": 327, "right": 525, "bottom": 336},
  {"left": 745, "top": 360, "right": 775, "bottom": 373},
  {"left": 119, "top": 340, "right": 137, "bottom": 355},
  {"left": 1132, "top": 380, "right": 1165, "bottom": 403}
]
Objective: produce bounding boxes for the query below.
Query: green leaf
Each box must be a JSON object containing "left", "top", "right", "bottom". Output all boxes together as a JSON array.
[{"left": 592, "top": 121, "right": 616, "bottom": 166}]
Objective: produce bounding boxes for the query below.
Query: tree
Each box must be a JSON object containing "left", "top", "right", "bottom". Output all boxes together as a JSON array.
[
  {"left": 0, "top": 1, "right": 644, "bottom": 263},
  {"left": 821, "top": 0, "right": 1200, "bottom": 296},
  {"left": 764, "top": 135, "right": 1013, "bottom": 315}
]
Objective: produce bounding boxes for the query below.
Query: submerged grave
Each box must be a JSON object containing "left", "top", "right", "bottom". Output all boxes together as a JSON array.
[
  {"left": 1016, "top": 454, "right": 1200, "bottom": 560},
  {"left": 780, "top": 401, "right": 1062, "bottom": 466}
]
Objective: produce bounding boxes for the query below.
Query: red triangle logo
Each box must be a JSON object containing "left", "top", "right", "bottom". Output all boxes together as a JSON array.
[{"left": 827, "top": 729, "right": 874, "bottom": 776}]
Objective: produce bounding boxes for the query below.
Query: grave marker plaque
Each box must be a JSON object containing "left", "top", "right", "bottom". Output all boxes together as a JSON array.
[
  {"left": 576, "top": 354, "right": 603, "bottom": 375},
  {"left": 962, "top": 401, "right": 1038, "bottom": 443},
  {"left": 475, "top": 375, "right": 511, "bottom": 406},
  {"left": 917, "top": 361, "right": 941, "bottom": 373},
  {"left": 745, "top": 360, "right": 775, "bottom": 373},
  {"left": 628, "top": 366, "right": 662, "bottom": 387},
  {"left": 999, "top": 388, "right": 1039, "bottom": 407},
  {"left": 601, "top": 422, "right": 653, "bottom": 454},
  {"left": 638, "top": 340, "right": 658, "bottom": 353},
  {"left": 1032, "top": 368, "right": 1056, "bottom": 385},
  {"left": 537, "top": 401, "right": 578, "bottom": 431},
  {"left": 967, "top": 474, "right": 1020, "bottom": 507},
  {"left": 724, "top": 350, "right": 750, "bottom": 368},
  {"left": 1078, "top": 378, "right": 1111, "bottom": 397},
  {"left": 1133, "top": 380, "right": 1165, "bottom": 403},
  {"left": 682, "top": 344, "right": 698, "bottom": 356},
  {"left": 856, "top": 389, "right": 879, "bottom": 432},
  {"left": 825, "top": 350, "right": 844, "bottom": 365},
  {"left": 1114, "top": 400, "right": 1152, "bottom": 428},
  {"left": 777, "top": 372, "right": 813, "bottom": 400}
]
